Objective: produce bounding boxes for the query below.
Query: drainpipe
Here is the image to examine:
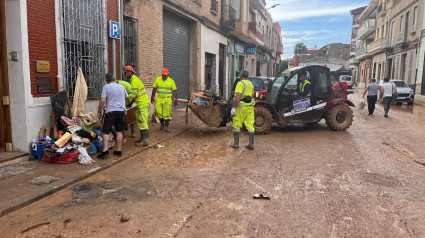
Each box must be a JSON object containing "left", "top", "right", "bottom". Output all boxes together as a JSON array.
[{"left": 119, "top": 0, "right": 124, "bottom": 78}]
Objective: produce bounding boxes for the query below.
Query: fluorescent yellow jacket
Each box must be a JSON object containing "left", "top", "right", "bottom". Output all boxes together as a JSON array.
[
  {"left": 234, "top": 79, "right": 255, "bottom": 106},
  {"left": 118, "top": 80, "right": 132, "bottom": 94},
  {"left": 153, "top": 76, "right": 177, "bottom": 98},
  {"left": 130, "top": 75, "right": 150, "bottom": 104}
]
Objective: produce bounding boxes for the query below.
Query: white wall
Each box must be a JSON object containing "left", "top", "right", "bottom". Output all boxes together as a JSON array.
[
  {"left": 6, "top": 0, "right": 32, "bottom": 151},
  {"left": 200, "top": 24, "right": 228, "bottom": 97}
]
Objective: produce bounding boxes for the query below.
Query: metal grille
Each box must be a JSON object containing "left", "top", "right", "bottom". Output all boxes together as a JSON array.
[
  {"left": 62, "top": 0, "right": 107, "bottom": 99},
  {"left": 123, "top": 16, "right": 137, "bottom": 69}
]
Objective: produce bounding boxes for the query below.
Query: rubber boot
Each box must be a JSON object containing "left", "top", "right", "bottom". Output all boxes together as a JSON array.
[
  {"left": 134, "top": 130, "right": 143, "bottom": 143},
  {"left": 159, "top": 119, "right": 164, "bottom": 130},
  {"left": 230, "top": 132, "right": 240, "bottom": 149},
  {"left": 165, "top": 120, "right": 170, "bottom": 133},
  {"left": 130, "top": 124, "right": 136, "bottom": 138},
  {"left": 245, "top": 132, "right": 254, "bottom": 150},
  {"left": 136, "top": 130, "right": 149, "bottom": 146}
]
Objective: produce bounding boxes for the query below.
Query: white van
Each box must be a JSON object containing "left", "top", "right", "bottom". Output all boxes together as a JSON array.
[{"left": 339, "top": 75, "right": 353, "bottom": 89}]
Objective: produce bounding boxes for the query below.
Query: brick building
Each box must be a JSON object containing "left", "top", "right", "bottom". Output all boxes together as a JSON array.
[
  {"left": 0, "top": 0, "right": 282, "bottom": 152},
  {"left": 1, "top": 0, "right": 120, "bottom": 151}
]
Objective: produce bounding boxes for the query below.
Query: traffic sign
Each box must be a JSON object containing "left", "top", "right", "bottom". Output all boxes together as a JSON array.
[{"left": 109, "top": 20, "right": 120, "bottom": 39}]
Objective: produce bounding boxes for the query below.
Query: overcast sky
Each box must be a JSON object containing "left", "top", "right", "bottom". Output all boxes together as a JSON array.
[{"left": 267, "top": 0, "right": 371, "bottom": 59}]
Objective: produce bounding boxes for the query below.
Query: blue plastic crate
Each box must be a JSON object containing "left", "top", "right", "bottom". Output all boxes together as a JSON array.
[{"left": 30, "top": 141, "right": 54, "bottom": 160}]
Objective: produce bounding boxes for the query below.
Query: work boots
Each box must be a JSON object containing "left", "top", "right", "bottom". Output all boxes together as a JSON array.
[
  {"left": 136, "top": 130, "right": 149, "bottom": 146},
  {"left": 230, "top": 132, "right": 240, "bottom": 149},
  {"left": 130, "top": 124, "right": 136, "bottom": 138},
  {"left": 159, "top": 119, "right": 164, "bottom": 130},
  {"left": 165, "top": 120, "right": 170, "bottom": 133},
  {"left": 245, "top": 132, "right": 254, "bottom": 150},
  {"left": 134, "top": 130, "right": 143, "bottom": 143}
]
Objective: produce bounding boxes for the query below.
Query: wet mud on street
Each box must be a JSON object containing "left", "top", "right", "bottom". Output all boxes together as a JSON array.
[{"left": 1, "top": 90, "right": 425, "bottom": 237}]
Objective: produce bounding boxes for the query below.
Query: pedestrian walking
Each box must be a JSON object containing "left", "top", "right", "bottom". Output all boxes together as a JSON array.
[
  {"left": 117, "top": 77, "right": 136, "bottom": 138},
  {"left": 230, "top": 70, "right": 255, "bottom": 150},
  {"left": 97, "top": 73, "right": 128, "bottom": 158},
  {"left": 123, "top": 65, "right": 150, "bottom": 146},
  {"left": 362, "top": 78, "right": 380, "bottom": 116},
  {"left": 151, "top": 68, "right": 178, "bottom": 133},
  {"left": 379, "top": 77, "right": 398, "bottom": 118}
]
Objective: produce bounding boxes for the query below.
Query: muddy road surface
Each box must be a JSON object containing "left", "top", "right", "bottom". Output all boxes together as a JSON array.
[{"left": 1, "top": 92, "right": 425, "bottom": 237}]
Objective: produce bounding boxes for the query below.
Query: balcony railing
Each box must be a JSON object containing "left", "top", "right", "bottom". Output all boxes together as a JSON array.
[
  {"left": 370, "top": 39, "right": 381, "bottom": 52},
  {"left": 357, "top": 19, "right": 376, "bottom": 39},
  {"left": 221, "top": 5, "right": 236, "bottom": 30},
  {"left": 355, "top": 44, "right": 370, "bottom": 58},
  {"left": 277, "top": 44, "right": 283, "bottom": 54},
  {"left": 396, "top": 31, "right": 405, "bottom": 44},
  {"left": 248, "top": 22, "right": 256, "bottom": 33},
  {"left": 381, "top": 37, "right": 391, "bottom": 49}
]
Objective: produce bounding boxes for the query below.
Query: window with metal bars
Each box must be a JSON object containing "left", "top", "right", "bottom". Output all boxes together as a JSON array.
[
  {"left": 62, "top": 0, "right": 107, "bottom": 99},
  {"left": 123, "top": 16, "right": 137, "bottom": 71}
]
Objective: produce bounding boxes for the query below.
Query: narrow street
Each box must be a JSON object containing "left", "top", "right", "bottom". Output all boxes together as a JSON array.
[{"left": 1, "top": 90, "right": 425, "bottom": 237}]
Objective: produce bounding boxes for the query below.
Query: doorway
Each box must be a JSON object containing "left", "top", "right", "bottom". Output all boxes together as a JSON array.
[
  {"left": 0, "top": 0, "right": 12, "bottom": 152},
  {"left": 204, "top": 53, "right": 214, "bottom": 91},
  {"left": 219, "top": 44, "right": 225, "bottom": 97}
]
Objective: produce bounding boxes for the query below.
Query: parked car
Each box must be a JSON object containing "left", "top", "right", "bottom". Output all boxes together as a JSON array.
[
  {"left": 339, "top": 75, "right": 353, "bottom": 88},
  {"left": 378, "top": 79, "right": 414, "bottom": 105},
  {"left": 247, "top": 76, "right": 272, "bottom": 100}
]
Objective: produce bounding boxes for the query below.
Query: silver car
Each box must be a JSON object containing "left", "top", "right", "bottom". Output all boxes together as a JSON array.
[
  {"left": 378, "top": 79, "right": 414, "bottom": 105},
  {"left": 339, "top": 75, "right": 353, "bottom": 88}
]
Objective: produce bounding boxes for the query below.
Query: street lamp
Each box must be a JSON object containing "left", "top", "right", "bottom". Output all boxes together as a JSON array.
[{"left": 266, "top": 3, "right": 279, "bottom": 10}]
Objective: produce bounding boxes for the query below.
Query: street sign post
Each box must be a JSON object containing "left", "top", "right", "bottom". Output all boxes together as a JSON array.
[{"left": 109, "top": 21, "right": 120, "bottom": 77}]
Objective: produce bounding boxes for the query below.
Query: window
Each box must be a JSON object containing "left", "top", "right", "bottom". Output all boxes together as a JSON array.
[
  {"left": 211, "top": 0, "right": 218, "bottom": 14},
  {"left": 381, "top": 24, "right": 384, "bottom": 37},
  {"left": 231, "top": 0, "right": 241, "bottom": 20},
  {"left": 123, "top": 16, "right": 137, "bottom": 71},
  {"left": 400, "top": 15, "right": 403, "bottom": 32},
  {"left": 62, "top": 0, "right": 107, "bottom": 99},
  {"left": 413, "top": 7, "right": 417, "bottom": 26}
]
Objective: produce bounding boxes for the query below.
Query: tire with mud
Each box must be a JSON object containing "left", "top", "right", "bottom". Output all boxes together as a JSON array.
[
  {"left": 254, "top": 107, "right": 272, "bottom": 134},
  {"left": 325, "top": 104, "right": 353, "bottom": 131}
]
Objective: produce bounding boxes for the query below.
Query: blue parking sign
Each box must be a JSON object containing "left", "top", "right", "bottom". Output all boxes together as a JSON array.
[{"left": 109, "top": 20, "right": 120, "bottom": 39}]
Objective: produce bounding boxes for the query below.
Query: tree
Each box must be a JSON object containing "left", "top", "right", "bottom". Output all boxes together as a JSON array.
[
  {"left": 294, "top": 43, "right": 307, "bottom": 55},
  {"left": 279, "top": 60, "right": 289, "bottom": 72}
]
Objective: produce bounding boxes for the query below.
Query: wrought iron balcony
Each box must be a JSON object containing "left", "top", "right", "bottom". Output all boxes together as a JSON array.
[
  {"left": 221, "top": 5, "right": 236, "bottom": 31},
  {"left": 396, "top": 31, "right": 405, "bottom": 44}
]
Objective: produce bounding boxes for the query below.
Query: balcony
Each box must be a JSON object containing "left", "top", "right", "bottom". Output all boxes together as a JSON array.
[
  {"left": 357, "top": 19, "right": 376, "bottom": 40},
  {"left": 256, "top": 24, "right": 264, "bottom": 44},
  {"left": 350, "top": 51, "right": 356, "bottom": 56},
  {"left": 381, "top": 37, "right": 391, "bottom": 49},
  {"left": 248, "top": 22, "right": 256, "bottom": 33},
  {"left": 355, "top": 44, "right": 371, "bottom": 59},
  {"left": 277, "top": 44, "right": 283, "bottom": 54},
  {"left": 221, "top": 5, "right": 236, "bottom": 31},
  {"left": 249, "top": 0, "right": 265, "bottom": 11},
  {"left": 369, "top": 39, "right": 381, "bottom": 53},
  {"left": 396, "top": 31, "right": 405, "bottom": 44}
]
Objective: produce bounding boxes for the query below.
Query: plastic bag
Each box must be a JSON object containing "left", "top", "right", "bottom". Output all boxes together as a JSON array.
[
  {"left": 77, "top": 146, "right": 96, "bottom": 165},
  {"left": 358, "top": 98, "right": 366, "bottom": 110}
]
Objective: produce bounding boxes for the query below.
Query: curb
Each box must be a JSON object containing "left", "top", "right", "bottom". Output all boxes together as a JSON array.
[{"left": 0, "top": 123, "right": 202, "bottom": 218}]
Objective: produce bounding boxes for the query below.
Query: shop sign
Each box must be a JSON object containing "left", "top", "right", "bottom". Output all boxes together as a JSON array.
[
  {"left": 235, "top": 42, "right": 245, "bottom": 54},
  {"left": 245, "top": 47, "right": 256, "bottom": 55},
  {"left": 35, "top": 60, "right": 50, "bottom": 73}
]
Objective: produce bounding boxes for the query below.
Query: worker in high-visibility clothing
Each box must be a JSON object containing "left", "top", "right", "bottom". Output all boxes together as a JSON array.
[
  {"left": 116, "top": 77, "right": 136, "bottom": 138},
  {"left": 291, "top": 71, "right": 311, "bottom": 97},
  {"left": 230, "top": 70, "right": 255, "bottom": 150},
  {"left": 150, "top": 68, "right": 178, "bottom": 133},
  {"left": 123, "top": 65, "right": 150, "bottom": 146}
]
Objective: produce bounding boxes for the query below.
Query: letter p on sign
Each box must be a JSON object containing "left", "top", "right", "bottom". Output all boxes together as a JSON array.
[{"left": 109, "top": 20, "right": 120, "bottom": 39}]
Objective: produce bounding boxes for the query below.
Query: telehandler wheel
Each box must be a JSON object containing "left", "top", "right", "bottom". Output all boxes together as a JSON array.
[
  {"left": 325, "top": 104, "right": 353, "bottom": 131},
  {"left": 254, "top": 107, "right": 272, "bottom": 134}
]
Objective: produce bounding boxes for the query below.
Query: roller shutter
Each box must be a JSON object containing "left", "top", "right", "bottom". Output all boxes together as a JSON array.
[{"left": 163, "top": 10, "right": 190, "bottom": 100}]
